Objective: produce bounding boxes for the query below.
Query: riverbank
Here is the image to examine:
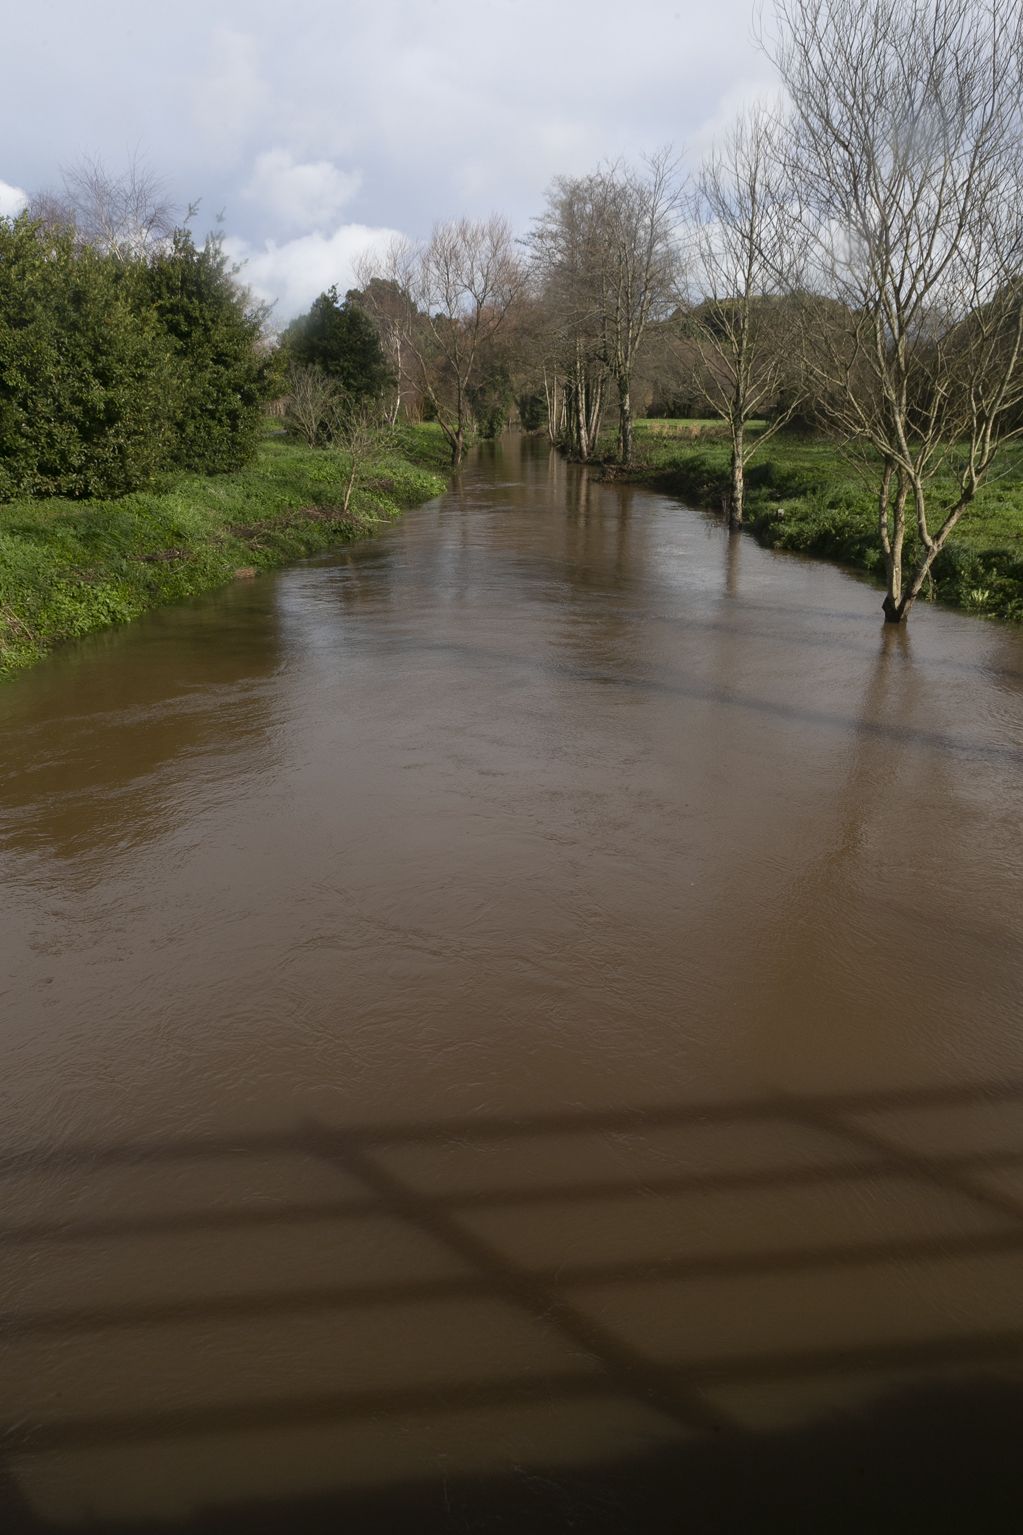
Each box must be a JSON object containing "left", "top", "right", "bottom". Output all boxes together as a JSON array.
[
  {"left": 625, "top": 424, "right": 1023, "bottom": 622},
  {"left": 0, "top": 425, "right": 448, "bottom": 678}
]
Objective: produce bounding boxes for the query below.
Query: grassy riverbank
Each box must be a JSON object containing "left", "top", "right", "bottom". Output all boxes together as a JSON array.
[
  {"left": 0, "top": 424, "right": 448, "bottom": 679},
  {"left": 630, "top": 422, "right": 1023, "bottom": 622}
]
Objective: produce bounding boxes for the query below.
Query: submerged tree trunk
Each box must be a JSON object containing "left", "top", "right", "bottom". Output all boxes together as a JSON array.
[
  {"left": 438, "top": 415, "right": 466, "bottom": 466},
  {"left": 893, "top": 488, "right": 973, "bottom": 622}
]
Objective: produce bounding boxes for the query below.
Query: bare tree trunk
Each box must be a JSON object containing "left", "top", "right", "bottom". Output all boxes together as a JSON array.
[
  {"left": 898, "top": 493, "right": 973, "bottom": 620},
  {"left": 587, "top": 376, "right": 604, "bottom": 453},
  {"left": 618, "top": 378, "right": 633, "bottom": 466},
  {"left": 880, "top": 467, "right": 908, "bottom": 623},
  {"left": 729, "top": 420, "right": 745, "bottom": 529},
  {"left": 576, "top": 391, "right": 589, "bottom": 459},
  {"left": 390, "top": 335, "right": 403, "bottom": 425},
  {"left": 575, "top": 352, "right": 590, "bottom": 460},
  {"left": 342, "top": 461, "right": 359, "bottom": 516},
  {"left": 435, "top": 415, "right": 464, "bottom": 466},
  {"left": 543, "top": 365, "right": 557, "bottom": 444}
]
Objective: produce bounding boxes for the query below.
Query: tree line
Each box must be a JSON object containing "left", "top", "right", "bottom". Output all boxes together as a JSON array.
[
  {"left": 347, "top": 0, "right": 1023, "bottom": 626},
  {"left": 4, "top": 0, "right": 1023, "bottom": 627}
]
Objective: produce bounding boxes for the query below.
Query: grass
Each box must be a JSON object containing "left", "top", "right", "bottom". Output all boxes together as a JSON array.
[
  {"left": 0, "top": 424, "right": 448, "bottom": 679},
  {"left": 629, "top": 420, "right": 1023, "bottom": 622},
  {"left": 638, "top": 418, "right": 768, "bottom": 440}
]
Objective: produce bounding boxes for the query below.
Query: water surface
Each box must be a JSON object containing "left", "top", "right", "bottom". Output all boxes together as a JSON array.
[{"left": 2, "top": 435, "right": 1023, "bottom": 1530}]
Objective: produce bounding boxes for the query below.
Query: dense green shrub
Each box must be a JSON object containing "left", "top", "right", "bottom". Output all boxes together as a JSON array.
[
  {"left": 0, "top": 216, "right": 177, "bottom": 499},
  {"left": 0, "top": 217, "right": 274, "bottom": 502},
  {"left": 517, "top": 391, "right": 547, "bottom": 432},
  {"left": 139, "top": 230, "right": 273, "bottom": 474},
  {"left": 468, "top": 359, "right": 514, "bottom": 438}
]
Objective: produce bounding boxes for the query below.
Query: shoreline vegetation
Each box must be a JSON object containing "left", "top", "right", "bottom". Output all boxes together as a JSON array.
[
  {"left": 614, "top": 423, "right": 1023, "bottom": 625},
  {"left": 0, "top": 426, "right": 447, "bottom": 680},
  {"left": 5, "top": 415, "right": 1023, "bottom": 684}
]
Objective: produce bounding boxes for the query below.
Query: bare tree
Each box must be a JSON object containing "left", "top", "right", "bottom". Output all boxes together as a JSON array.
[
  {"left": 595, "top": 152, "right": 685, "bottom": 465},
  {"left": 29, "top": 154, "right": 180, "bottom": 260},
  {"left": 769, "top": 0, "right": 1023, "bottom": 621},
  {"left": 687, "top": 105, "right": 806, "bottom": 527},
  {"left": 283, "top": 365, "right": 340, "bottom": 446},
  {"left": 362, "top": 218, "right": 523, "bottom": 464},
  {"left": 326, "top": 401, "right": 392, "bottom": 519},
  {"left": 529, "top": 179, "right": 610, "bottom": 460},
  {"left": 351, "top": 272, "right": 411, "bottom": 425},
  {"left": 530, "top": 154, "right": 683, "bottom": 466}
]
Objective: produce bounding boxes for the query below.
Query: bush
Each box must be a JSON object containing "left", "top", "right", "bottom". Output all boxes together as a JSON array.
[
  {"left": 139, "top": 230, "right": 273, "bottom": 474},
  {"left": 0, "top": 217, "right": 274, "bottom": 502},
  {"left": 517, "top": 391, "right": 547, "bottom": 432},
  {"left": 0, "top": 216, "right": 177, "bottom": 499}
]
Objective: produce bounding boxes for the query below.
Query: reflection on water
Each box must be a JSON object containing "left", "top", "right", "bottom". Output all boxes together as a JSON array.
[
  {"left": 1, "top": 435, "right": 1023, "bottom": 1530},
  {"left": 0, "top": 581, "right": 283, "bottom": 864}
]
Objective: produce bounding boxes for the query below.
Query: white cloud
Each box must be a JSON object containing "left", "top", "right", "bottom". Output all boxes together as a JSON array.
[
  {"left": 243, "top": 149, "right": 361, "bottom": 233},
  {"left": 225, "top": 221, "right": 404, "bottom": 322},
  {"left": 0, "top": 0, "right": 771, "bottom": 267},
  {"left": 689, "top": 78, "right": 782, "bottom": 158},
  {"left": 0, "top": 179, "right": 28, "bottom": 217}
]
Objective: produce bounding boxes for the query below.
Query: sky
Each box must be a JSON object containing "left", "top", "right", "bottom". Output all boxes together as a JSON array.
[{"left": 2, "top": 0, "right": 771, "bottom": 322}]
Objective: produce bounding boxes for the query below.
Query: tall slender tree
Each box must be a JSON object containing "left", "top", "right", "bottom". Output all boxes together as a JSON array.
[
  {"left": 529, "top": 178, "right": 610, "bottom": 461},
  {"left": 595, "top": 152, "right": 684, "bottom": 466},
  {"left": 687, "top": 105, "right": 805, "bottom": 527}
]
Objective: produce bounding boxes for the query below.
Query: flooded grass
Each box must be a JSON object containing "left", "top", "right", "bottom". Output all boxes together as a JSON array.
[
  {"left": 630, "top": 423, "right": 1023, "bottom": 622},
  {"left": 0, "top": 426, "right": 447, "bottom": 678}
]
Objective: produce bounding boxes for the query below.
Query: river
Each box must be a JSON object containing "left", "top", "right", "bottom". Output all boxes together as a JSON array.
[{"left": 2, "top": 434, "right": 1023, "bottom": 1530}]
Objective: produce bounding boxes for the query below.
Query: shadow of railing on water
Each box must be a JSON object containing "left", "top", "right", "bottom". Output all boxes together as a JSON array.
[{"left": 2, "top": 1076, "right": 1023, "bottom": 1530}]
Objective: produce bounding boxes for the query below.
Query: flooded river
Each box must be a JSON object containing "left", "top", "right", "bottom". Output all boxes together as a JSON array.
[{"left": 2, "top": 434, "right": 1023, "bottom": 1530}]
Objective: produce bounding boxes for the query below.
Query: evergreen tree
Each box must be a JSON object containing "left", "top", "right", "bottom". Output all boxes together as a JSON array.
[{"left": 285, "top": 285, "right": 393, "bottom": 408}]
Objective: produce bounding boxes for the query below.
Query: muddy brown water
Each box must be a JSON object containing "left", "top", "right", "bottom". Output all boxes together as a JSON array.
[{"left": 2, "top": 434, "right": 1023, "bottom": 1531}]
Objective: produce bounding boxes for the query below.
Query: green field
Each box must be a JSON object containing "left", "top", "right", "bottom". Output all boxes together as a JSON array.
[
  {"left": 0, "top": 425, "right": 448, "bottom": 679},
  {"left": 631, "top": 421, "right": 1023, "bottom": 621},
  {"left": 638, "top": 418, "right": 768, "bottom": 439}
]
